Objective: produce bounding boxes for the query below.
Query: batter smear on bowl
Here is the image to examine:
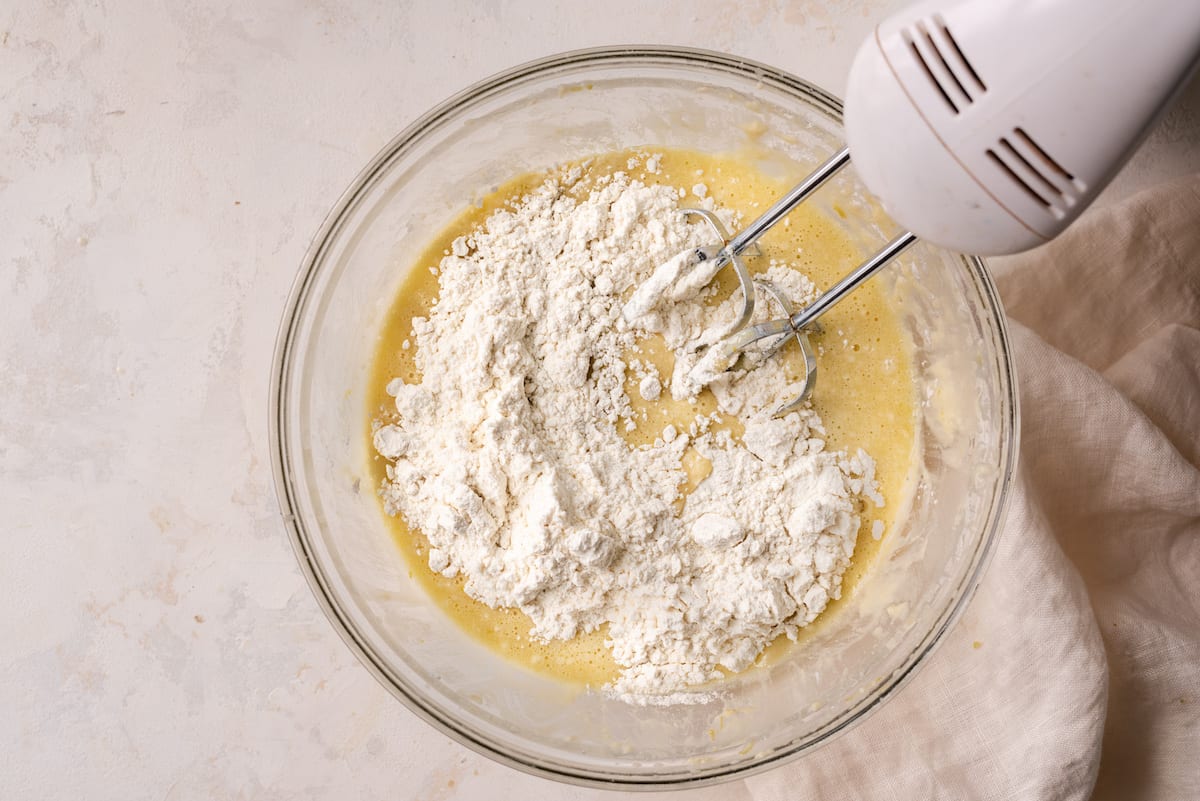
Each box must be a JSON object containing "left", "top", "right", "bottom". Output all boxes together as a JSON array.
[{"left": 369, "top": 150, "right": 916, "bottom": 704}]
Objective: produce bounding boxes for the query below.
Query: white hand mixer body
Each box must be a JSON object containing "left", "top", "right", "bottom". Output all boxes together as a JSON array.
[
  {"left": 639, "top": 0, "right": 1200, "bottom": 413},
  {"left": 847, "top": 0, "right": 1200, "bottom": 254}
]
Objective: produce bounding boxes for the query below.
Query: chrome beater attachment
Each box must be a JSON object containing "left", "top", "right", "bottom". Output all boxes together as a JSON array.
[
  {"left": 636, "top": 146, "right": 920, "bottom": 415},
  {"left": 690, "top": 230, "right": 917, "bottom": 415}
]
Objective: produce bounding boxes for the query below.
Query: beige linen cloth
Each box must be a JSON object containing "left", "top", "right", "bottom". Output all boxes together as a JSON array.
[{"left": 745, "top": 176, "right": 1200, "bottom": 800}]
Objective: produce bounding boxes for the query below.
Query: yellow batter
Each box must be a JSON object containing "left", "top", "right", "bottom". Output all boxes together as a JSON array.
[{"left": 367, "top": 148, "right": 917, "bottom": 687}]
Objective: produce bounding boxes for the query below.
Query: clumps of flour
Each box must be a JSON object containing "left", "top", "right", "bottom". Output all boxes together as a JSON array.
[{"left": 374, "top": 159, "right": 880, "bottom": 703}]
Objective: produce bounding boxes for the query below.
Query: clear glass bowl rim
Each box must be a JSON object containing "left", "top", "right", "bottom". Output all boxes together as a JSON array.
[{"left": 269, "top": 44, "right": 1019, "bottom": 789}]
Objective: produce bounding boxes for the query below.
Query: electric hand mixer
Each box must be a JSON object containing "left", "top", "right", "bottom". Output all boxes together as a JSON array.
[{"left": 630, "top": 0, "right": 1200, "bottom": 414}]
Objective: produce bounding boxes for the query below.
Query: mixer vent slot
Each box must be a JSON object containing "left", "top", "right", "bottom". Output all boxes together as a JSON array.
[
  {"left": 987, "top": 129, "right": 1087, "bottom": 218},
  {"left": 903, "top": 16, "right": 987, "bottom": 114}
]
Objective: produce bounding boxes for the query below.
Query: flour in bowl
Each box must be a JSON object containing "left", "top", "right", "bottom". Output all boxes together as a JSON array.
[{"left": 373, "top": 161, "right": 881, "bottom": 703}]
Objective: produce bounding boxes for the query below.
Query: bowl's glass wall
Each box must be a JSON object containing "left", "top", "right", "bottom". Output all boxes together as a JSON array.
[{"left": 273, "top": 49, "right": 1015, "bottom": 787}]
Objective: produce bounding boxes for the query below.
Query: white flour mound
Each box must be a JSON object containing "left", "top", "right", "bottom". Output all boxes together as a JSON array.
[{"left": 374, "top": 162, "right": 880, "bottom": 703}]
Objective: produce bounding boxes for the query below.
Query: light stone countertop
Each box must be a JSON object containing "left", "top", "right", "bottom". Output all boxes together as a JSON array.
[{"left": 3, "top": 2, "right": 1198, "bottom": 799}]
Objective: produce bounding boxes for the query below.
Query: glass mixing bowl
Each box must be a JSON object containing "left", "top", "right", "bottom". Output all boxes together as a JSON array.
[{"left": 270, "top": 47, "right": 1017, "bottom": 788}]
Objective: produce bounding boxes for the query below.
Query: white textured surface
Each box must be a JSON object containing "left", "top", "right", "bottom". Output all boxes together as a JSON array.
[{"left": 2, "top": 2, "right": 1198, "bottom": 798}]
